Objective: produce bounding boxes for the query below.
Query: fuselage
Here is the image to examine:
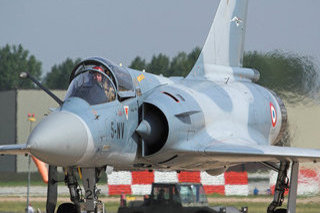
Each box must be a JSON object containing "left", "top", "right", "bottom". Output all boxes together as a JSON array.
[
  {"left": 26, "top": 58, "right": 286, "bottom": 171},
  {"left": 124, "top": 70, "right": 286, "bottom": 171}
]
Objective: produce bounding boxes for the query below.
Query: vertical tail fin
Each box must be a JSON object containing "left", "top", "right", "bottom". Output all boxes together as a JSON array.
[{"left": 187, "top": 0, "right": 249, "bottom": 79}]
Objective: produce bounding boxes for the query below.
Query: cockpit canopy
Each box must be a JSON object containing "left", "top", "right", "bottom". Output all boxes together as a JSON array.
[
  {"left": 65, "top": 70, "right": 116, "bottom": 105},
  {"left": 65, "top": 57, "right": 135, "bottom": 105}
]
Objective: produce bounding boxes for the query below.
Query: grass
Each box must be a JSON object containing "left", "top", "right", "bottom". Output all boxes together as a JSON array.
[
  {"left": 0, "top": 200, "right": 120, "bottom": 213},
  {"left": 0, "top": 196, "right": 319, "bottom": 213},
  {"left": 208, "top": 201, "right": 320, "bottom": 213}
]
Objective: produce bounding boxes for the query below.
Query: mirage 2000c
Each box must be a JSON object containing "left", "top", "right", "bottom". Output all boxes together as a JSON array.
[{"left": 1, "top": 0, "right": 320, "bottom": 213}]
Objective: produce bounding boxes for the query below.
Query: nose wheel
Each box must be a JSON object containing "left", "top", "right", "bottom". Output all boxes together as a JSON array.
[{"left": 57, "top": 203, "right": 78, "bottom": 213}]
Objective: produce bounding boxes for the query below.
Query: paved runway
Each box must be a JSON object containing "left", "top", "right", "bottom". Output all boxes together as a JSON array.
[{"left": 0, "top": 185, "right": 108, "bottom": 196}]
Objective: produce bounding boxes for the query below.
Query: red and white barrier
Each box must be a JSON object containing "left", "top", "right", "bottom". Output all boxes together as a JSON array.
[{"left": 107, "top": 171, "right": 249, "bottom": 196}]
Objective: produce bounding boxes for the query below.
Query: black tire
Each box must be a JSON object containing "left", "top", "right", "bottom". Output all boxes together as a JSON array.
[
  {"left": 274, "top": 208, "right": 287, "bottom": 213},
  {"left": 57, "top": 203, "right": 77, "bottom": 213}
]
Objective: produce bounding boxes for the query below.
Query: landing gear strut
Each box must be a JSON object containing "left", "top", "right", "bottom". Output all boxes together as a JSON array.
[
  {"left": 267, "top": 161, "right": 290, "bottom": 213},
  {"left": 265, "top": 161, "right": 299, "bottom": 213},
  {"left": 57, "top": 167, "right": 105, "bottom": 213},
  {"left": 82, "top": 168, "right": 104, "bottom": 212},
  {"left": 65, "top": 167, "right": 82, "bottom": 212},
  {"left": 46, "top": 165, "right": 58, "bottom": 213}
]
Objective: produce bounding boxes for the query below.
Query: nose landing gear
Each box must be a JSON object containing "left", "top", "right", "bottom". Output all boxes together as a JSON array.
[
  {"left": 56, "top": 167, "right": 105, "bottom": 213},
  {"left": 81, "top": 168, "right": 104, "bottom": 212}
]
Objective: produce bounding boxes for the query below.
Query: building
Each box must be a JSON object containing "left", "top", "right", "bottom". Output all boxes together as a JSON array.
[{"left": 0, "top": 89, "right": 65, "bottom": 172}]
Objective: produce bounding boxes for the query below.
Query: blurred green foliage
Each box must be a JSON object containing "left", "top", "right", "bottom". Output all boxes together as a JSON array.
[
  {"left": 147, "top": 53, "right": 170, "bottom": 76},
  {"left": 243, "top": 50, "right": 318, "bottom": 102},
  {"left": 130, "top": 56, "right": 147, "bottom": 71},
  {"left": 43, "top": 58, "right": 81, "bottom": 89},
  {"left": 130, "top": 48, "right": 319, "bottom": 102},
  {"left": 130, "top": 47, "right": 201, "bottom": 77},
  {"left": 1, "top": 43, "right": 318, "bottom": 102},
  {"left": 0, "top": 44, "right": 41, "bottom": 90}
]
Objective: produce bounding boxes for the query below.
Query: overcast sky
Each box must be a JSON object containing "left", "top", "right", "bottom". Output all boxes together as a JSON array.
[{"left": 1, "top": 0, "right": 319, "bottom": 75}]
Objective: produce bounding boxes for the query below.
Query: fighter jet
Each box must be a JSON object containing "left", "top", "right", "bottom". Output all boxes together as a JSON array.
[{"left": 1, "top": 0, "right": 320, "bottom": 213}]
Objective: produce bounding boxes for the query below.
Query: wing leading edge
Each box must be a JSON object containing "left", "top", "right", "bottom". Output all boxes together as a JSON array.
[
  {"left": 0, "top": 144, "right": 29, "bottom": 155},
  {"left": 173, "top": 140, "right": 320, "bottom": 165}
]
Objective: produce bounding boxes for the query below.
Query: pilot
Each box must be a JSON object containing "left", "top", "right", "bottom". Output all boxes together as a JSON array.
[
  {"left": 85, "top": 66, "right": 108, "bottom": 104},
  {"left": 92, "top": 66, "right": 104, "bottom": 85},
  {"left": 70, "top": 66, "right": 108, "bottom": 105},
  {"left": 92, "top": 66, "right": 116, "bottom": 102},
  {"left": 93, "top": 72, "right": 103, "bottom": 84}
]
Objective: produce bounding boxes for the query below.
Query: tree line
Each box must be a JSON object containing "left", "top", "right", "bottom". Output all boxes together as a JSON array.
[{"left": 0, "top": 44, "right": 318, "bottom": 102}]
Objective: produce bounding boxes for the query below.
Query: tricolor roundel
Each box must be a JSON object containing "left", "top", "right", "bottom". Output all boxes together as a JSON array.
[{"left": 270, "top": 102, "right": 277, "bottom": 127}]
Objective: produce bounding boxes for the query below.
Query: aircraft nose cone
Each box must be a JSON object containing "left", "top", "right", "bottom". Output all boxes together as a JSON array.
[{"left": 27, "top": 111, "right": 89, "bottom": 166}]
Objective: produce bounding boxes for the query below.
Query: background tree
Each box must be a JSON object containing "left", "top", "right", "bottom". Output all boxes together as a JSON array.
[
  {"left": 147, "top": 54, "right": 169, "bottom": 76},
  {"left": 168, "top": 47, "right": 201, "bottom": 77},
  {"left": 168, "top": 52, "right": 189, "bottom": 77},
  {"left": 243, "top": 51, "right": 319, "bottom": 102},
  {"left": 130, "top": 48, "right": 318, "bottom": 103},
  {"left": 44, "top": 58, "right": 81, "bottom": 89},
  {"left": 0, "top": 44, "right": 42, "bottom": 90},
  {"left": 129, "top": 56, "right": 147, "bottom": 71},
  {"left": 187, "top": 47, "right": 201, "bottom": 66}
]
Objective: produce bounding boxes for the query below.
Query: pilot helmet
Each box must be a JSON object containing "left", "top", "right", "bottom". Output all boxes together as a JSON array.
[
  {"left": 91, "top": 66, "right": 105, "bottom": 83},
  {"left": 92, "top": 66, "right": 104, "bottom": 73}
]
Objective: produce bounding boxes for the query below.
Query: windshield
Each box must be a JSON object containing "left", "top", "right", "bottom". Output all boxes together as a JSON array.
[
  {"left": 191, "top": 184, "right": 208, "bottom": 204},
  {"left": 65, "top": 70, "right": 116, "bottom": 105},
  {"left": 153, "top": 185, "right": 170, "bottom": 201},
  {"left": 178, "top": 185, "right": 194, "bottom": 204},
  {"left": 111, "top": 65, "right": 134, "bottom": 91}
]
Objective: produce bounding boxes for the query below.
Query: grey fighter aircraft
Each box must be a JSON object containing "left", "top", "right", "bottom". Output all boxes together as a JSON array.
[{"left": 1, "top": 0, "right": 320, "bottom": 213}]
